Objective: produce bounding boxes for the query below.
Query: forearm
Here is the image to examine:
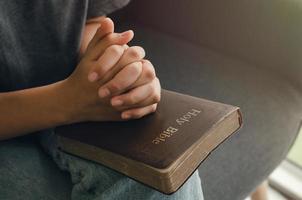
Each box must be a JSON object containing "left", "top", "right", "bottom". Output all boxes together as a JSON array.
[
  {"left": 0, "top": 17, "right": 104, "bottom": 140},
  {"left": 0, "top": 17, "right": 112, "bottom": 140},
  {"left": 0, "top": 80, "right": 70, "bottom": 140}
]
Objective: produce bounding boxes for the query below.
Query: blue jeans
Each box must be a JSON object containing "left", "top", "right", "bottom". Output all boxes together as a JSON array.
[{"left": 39, "top": 130, "right": 204, "bottom": 200}]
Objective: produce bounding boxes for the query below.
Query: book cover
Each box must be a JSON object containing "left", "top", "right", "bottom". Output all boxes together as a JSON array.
[{"left": 55, "top": 89, "right": 242, "bottom": 194}]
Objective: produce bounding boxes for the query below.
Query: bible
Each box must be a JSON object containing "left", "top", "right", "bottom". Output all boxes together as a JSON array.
[{"left": 55, "top": 89, "right": 242, "bottom": 194}]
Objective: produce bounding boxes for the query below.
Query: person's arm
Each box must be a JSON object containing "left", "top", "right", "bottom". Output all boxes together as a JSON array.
[
  {"left": 0, "top": 80, "right": 71, "bottom": 140},
  {"left": 0, "top": 18, "right": 160, "bottom": 141},
  {"left": 0, "top": 17, "right": 133, "bottom": 140}
]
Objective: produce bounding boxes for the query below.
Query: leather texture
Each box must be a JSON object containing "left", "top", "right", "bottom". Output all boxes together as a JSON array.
[{"left": 56, "top": 90, "right": 239, "bottom": 169}]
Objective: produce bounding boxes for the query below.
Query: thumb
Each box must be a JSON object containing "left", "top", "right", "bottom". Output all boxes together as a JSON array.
[{"left": 86, "top": 30, "right": 134, "bottom": 61}]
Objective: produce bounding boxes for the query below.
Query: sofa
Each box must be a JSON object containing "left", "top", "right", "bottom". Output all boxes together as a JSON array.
[
  {"left": 1, "top": 0, "right": 302, "bottom": 200},
  {"left": 112, "top": 0, "right": 302, "bottom": 199}
]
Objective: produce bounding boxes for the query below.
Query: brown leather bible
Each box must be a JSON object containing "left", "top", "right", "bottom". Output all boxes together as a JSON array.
[{"left": 55, "top": 89, "right": 242, "bottom": 194}]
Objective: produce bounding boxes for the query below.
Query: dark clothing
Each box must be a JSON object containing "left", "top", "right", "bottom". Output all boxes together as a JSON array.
[{"left": 0, "top": 0, "right": 130, "bottom": 92}]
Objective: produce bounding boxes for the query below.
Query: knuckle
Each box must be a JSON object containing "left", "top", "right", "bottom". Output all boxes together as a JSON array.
[
  {"left": 130, "top": 62, "right": 142, "bottom": 74},
  {"left": 136, "top": 46, "right": 146, "bottom": 57},
  {"left": 133, "top": 62, "right": 142, "bottom": 74},
  {"left": 107, "top": 45, "right": 123, "bottom": 55},
  {"left": 152, "top": 92, "right": 161, "bottom": 103},
  {"left": 128, "top": 48, "right": 140, "bottom": 59},
  {"left": 98, "top": 69, "right": 106, "bottom": 77},
  {"left": 127, "top": 94, "right": 137, "bottom": 104},
  {"left": 149, "top": 83, "right": 157, "bottom": 94},
  {"left": 147, "top": 70, "right": 156, "bottom": 80},
  {"left": 127, "top": 46, "right": 145, "bottom": 60},
  {"left": 151, "top": 104, "right": 158, "bottom": 112},
  {"left": 143, "top": 62, "right": 156, "bottom": 80},
  {"left": 122, "top": 44, "right": 129, "bottom": 50},
  {"left": 105, "top": 34, "right": 115, "bottom": 42},
  {"left": 95, "top": 64, "right": 106, "bottom": 77},
  {"left": 109, "top": 82, "right": 122, "bottom": 92},
  {"left": 142, "top": 59, "right": 152, "bottom": 68}
]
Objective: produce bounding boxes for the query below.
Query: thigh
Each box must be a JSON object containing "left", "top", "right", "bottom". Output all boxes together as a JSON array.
[
  {"left": 0, "top": 134, "right": 72, "bottom": 200},
  {"left": 40, "top": 131, "right": 204, "bottom": 200}
]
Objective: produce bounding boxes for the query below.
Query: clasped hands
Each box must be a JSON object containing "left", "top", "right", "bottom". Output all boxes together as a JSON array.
[{"left": 64, "top": 17, "right": 161, "bottom": 123}]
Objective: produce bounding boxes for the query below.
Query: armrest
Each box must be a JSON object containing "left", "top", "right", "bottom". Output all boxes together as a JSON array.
[{"left": 120, "top": 0, "right": 302, "bottom": 90}]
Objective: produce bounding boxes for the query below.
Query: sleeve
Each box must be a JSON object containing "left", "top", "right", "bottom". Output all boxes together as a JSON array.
[{"left": 87, "top": 0, "right": 131, "bottom": 19}]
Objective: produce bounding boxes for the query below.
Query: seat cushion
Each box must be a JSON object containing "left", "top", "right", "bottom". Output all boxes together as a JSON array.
[{"left": 116, "top": 22, "right": 302, "bottom": 200}]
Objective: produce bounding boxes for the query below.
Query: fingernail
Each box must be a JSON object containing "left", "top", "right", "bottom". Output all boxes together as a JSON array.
[
  {"left": 88, "top": 72, "right": 98, "bottom": 82},
  {"left": 111, "top": 99, "right": 123, "bottom": 106},
  {"left": 99, "top": 88, "right": 110, "bottom": 98},
  {"left": 120, "top": 30, "right": 130, "bottom": 37},
  {"left": 122, "top": 44, "right": 129, "bottom": 50},
  {"left": 122, "top": 113, "right": 131, "bottom": 119}
]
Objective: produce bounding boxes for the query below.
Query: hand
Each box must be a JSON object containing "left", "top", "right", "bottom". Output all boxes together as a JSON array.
[
  {"left": 61, "top": 18, "right": 135, "bottom": 122},
  {"left": 63, "top": 17, "right": 161, "bottom": 122},
  {"left": 86, "top": 22, "right": 161, "bottom": 120},
  {"left": 105, "top": 58, "right": 161, "bottom": 120}
]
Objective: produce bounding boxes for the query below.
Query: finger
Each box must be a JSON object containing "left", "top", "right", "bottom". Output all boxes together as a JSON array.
[
  {"left": 121, "top": 104, "right": 158, "bottom": 120},
  {"left": 88, "top": 45, "right": 125, "bottom": 82},
  {"left": 98, "top": 61, "right": 143, "bottom": 98},
  {"left": 86, "top": 17, "right": 115, "bottom": 51},
  {"left": 111, "top": 78, "right": 161, "bottom": 109},
  {"left": 123, "top": 44, "right": 129, "bottom": 50},
  {"left": 99, "top": 46, "right": 146, "bottom": 85},
  {"left": 86, "top": 30, "right": 134, "bottom": 61},
  {"left": 113, "top": 91, "right": 161, "bottom": 112},
  {"left": 127, "top": 59, "right": 156, "bottom": 89}
]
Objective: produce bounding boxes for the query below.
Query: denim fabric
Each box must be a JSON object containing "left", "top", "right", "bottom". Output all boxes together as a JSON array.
[
  {"left": 0, "top": 135, "right": 72, "bottom": 200},
  {"left": 39, "top": 130, "right": 204, "bottom": 200}
]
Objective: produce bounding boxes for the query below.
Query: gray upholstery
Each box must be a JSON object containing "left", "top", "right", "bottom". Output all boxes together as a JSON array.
[
  {"left": 1, "top": 0, "right": 302, "bottom": 200},
  {"left": 113, "top": 0, "right": 302, "bottom": 199},
  {"left": 112, "top": 23, "right": 302, "bottom": 200},
  {"left": 118, "top": 0, "right": 302, "bottom": 90}
]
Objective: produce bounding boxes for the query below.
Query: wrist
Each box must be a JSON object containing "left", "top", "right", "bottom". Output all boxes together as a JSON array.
[
  {"left": 50, "top": 79, "right": 79, "bottom": 125},
  {"left": 55, "top": 76, "right": 98, "bottom": 124}
]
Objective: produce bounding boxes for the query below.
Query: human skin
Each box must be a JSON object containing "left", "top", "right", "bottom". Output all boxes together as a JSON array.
[{"left": 0, "top": 17, "right": 161, "bottom": 140}]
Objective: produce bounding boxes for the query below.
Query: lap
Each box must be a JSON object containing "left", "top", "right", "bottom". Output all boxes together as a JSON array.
[
  {"left": 0, "top": 133, "right": 72, "bottom": 200},
  {"left": 0, "top": 128, "right": 203, "bottom": 200},
  {"left": 39, "top": 131, "right": 204, "bottom": 200}
]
